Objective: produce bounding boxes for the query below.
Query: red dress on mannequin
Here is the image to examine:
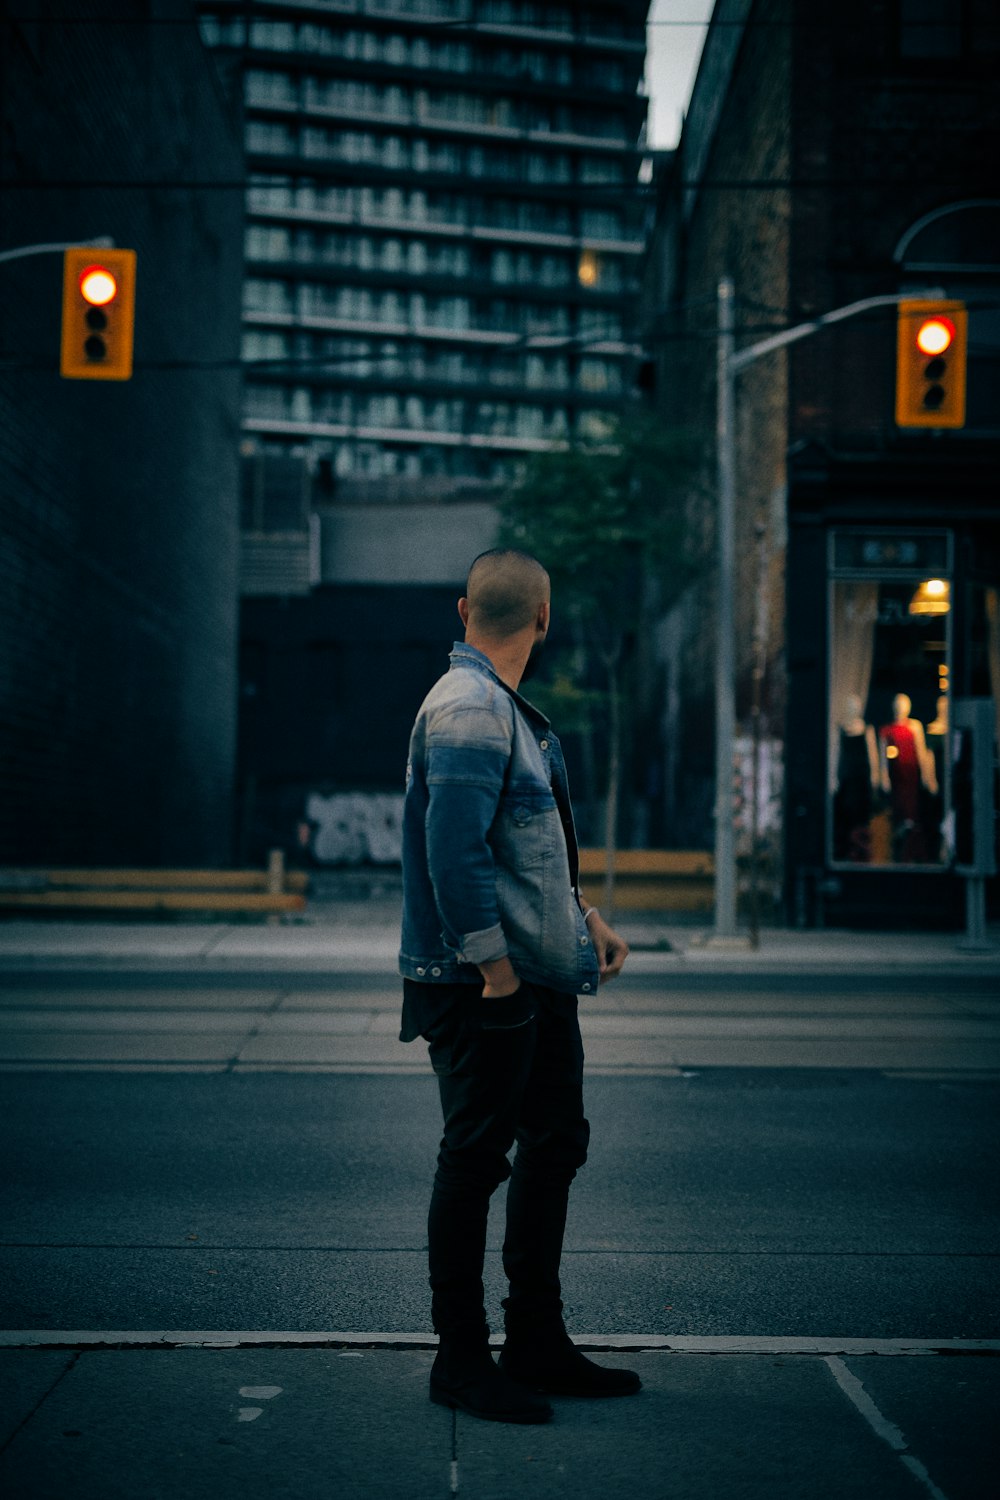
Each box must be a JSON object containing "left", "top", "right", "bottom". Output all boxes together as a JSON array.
[
  {"left": 879, "top": 721, "right": 926, "bottom": 860},
  {"left": 880, "top": 722, "right": 919, "bottom": 818}
]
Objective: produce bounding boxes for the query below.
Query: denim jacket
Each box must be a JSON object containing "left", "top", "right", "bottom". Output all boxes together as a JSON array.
[{"left": 399, "top": 642, "right": 600, "bottom": 996}]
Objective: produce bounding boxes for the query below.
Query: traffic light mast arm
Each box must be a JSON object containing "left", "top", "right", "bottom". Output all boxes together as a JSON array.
[
  {"left": 0, "top": 237, "right": 114, "bottom": 265},
  {"left": 729, "top": 289, "right": 945, "bottom": 373}
]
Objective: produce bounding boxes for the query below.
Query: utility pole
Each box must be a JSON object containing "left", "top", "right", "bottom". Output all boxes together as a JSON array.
[
  {"left": 711, "top": 285, "right": 946, "bottom": 944},
  {"left": 712, "top": 276, "right": 738, "bottom": 939}
]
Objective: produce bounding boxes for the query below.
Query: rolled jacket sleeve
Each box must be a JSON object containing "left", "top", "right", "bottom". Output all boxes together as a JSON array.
[{"left": 424, "top": 705, "right": 511, "bottom": 965}]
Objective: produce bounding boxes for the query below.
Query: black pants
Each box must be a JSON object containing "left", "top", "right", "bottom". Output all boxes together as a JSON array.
[{"left": 417, "top": 980, "right": 590, "bottom": 1344}]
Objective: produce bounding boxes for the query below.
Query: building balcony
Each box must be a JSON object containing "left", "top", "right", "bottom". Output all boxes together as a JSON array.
[
  {"left": 242, "top": 256, "right": 633, "bottom": 306},
  {"left": 241, "top": 47, "right": 648, "bottom": 121},
  {"left": 242, "top": 416, "right": 573, "bottom": 453},
  {"left": 246, "top": 152, "right": 635, "bottom": 201},
  {"left": 246, "top": 97, "right": 642, "bottom": 155},
  {"left": 213, "top": 0, "right": 646, "bottom": 57},
  {"left": 242, "top": 308, "right": 637, "bottom": 356},
  {"left": 241, "top": 365, "right": 630, "bottom": 407},
  {"left": 245, "top": 198, "right": 645, "bottom": 256}
]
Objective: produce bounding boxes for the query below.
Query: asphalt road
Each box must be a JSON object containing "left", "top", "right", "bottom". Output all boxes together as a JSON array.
[{"left": 1, "top": 968, "right": 997, "bottom": 1336}]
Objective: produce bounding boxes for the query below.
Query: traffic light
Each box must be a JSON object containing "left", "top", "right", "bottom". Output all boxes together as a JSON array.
[
  {"left": 895, "top": 298, "right": 966, "bottom": 429},
  {"left": 60, "top": 247, "right": 136, "bottom": 380}
]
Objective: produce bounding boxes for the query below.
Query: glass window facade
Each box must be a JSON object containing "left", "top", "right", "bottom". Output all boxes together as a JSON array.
[{"left": 828, "top": 531, "right": 954, "bottom": 868}]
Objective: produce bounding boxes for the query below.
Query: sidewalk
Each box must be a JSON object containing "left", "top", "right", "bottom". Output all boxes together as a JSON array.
[
  {"left": 0, "top": 907, "right": 998, "bottom": 976},
  {"left": 1, "top": 1335, "right": 997, "bottom": 1499}
]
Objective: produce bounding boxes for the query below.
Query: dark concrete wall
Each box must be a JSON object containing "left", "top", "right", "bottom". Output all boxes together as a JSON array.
[
  {"left": 0, "top": 1, "right": 245, "bottom": 865},
  {"left": 787, "top": 0, "right": 1000, "bottom": 450},
  {"left": 237, "top": 585, "right": 461, "bottom": 863},
  {"left": 645, "top": 0, "right": 792, "bottom": 848}
]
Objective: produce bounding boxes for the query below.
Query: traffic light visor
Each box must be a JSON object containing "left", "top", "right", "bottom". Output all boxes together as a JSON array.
[
  {"left": 915, "top": 317, "right": 954, "bottom": 357},
  {"left": 79, "top": 266, "right": 118, "bottom": 306}
]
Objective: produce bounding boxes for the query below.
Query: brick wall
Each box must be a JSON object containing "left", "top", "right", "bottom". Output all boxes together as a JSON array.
[
  {"left": 645, "top": 0, "right": 792, "bottom": 847},
  {"left": 0, "top": 1, "right": 245, "bottom": 865}
]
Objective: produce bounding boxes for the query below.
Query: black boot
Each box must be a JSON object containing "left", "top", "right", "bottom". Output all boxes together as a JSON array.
[
  {"left": 499, "top": 1325, "right": 641, "bottom": 1398},
  {"left": 430, "top": 1339, "right": 554, "bottom": 1424}
]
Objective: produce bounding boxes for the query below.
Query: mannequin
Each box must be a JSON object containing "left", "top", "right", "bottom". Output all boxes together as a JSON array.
[
  {"left": 879, "top": 693, "right": 934, "bottom": 862},
  {"left": 926, "top": 693, "right": 949, "bottom": 739},
  {"left": 833, "top": 693, "right": 879, "bottom": 862},
  {"left": 923, "top": 695, "right": 949, "bottom": 861}
]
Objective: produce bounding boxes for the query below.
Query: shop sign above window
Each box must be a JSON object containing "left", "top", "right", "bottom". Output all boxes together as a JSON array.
[{"left": 831, "top": 530, "right": 951, "bottom": 577}]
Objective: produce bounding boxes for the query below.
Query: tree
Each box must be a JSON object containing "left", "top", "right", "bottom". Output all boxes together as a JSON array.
[{"left": 496, "top": 411, "right": 697, "bottom": 916}]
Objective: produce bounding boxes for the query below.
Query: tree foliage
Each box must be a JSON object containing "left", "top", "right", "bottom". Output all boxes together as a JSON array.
[
  {"left": 496, "top": 411, "right": 695, "bottom": 661},
  {"left": 495, "top": 411, "right": 698, "bottom": 907}
]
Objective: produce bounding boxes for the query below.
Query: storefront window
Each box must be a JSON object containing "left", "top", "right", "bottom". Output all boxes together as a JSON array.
[{"left": 828, "top": 530, "right": 952, "bottom": 868}]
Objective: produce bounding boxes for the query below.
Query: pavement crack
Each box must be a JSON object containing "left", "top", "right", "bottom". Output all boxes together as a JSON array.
[
  {"left": 196, "top": 928, "right": 232, "bottom": 962},
  {"left": 225, "top": 987, "right": 291, "bottom": 1072},
  {"left": 0, "top": 1348, "right": 79, "bottom": 1457}
]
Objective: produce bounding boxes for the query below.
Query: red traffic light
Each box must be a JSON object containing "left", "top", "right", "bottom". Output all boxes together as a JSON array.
[
  {"left": 896, "top": 298, "right": 967, "bottom": 428},
  {"left": 79, "top": 265, "right": 119, "bottom": 306},
  {"left": 915, "top": 317, "right": 954, "bottom": 357},
  {"left": 61, "top": 247, "right": 136, "bottom": 380}
]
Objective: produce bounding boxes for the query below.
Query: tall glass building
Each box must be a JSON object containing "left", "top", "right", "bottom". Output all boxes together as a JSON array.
[{"left": 200, "top": 1, "right": 651, "bottom": 504}]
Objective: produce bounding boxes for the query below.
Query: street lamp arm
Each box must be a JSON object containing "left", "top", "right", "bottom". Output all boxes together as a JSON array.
[
  {"left": 0, "top": 237, "right": 115, "bottom": 265},
  {"left": 729, "top": 288, "right": 946, "bottom": 373}
]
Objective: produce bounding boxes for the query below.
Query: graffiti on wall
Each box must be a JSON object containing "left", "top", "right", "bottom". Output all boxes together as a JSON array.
[
  {"left": 305, "top": 791, "right": 404, "bottom": 865},
  {"left": 733, "top": 735, "right": 784, "bottom": 843}
]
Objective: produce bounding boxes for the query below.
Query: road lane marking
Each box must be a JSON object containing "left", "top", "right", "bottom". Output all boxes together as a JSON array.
[
  {"left": 2, "top": 1331, "right": 997, "bottom": 1354},
  {"left": 825, "top": 1355, "right": 951, "bottom": 1500}
]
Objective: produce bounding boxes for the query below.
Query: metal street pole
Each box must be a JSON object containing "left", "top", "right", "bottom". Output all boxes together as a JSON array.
[{"left": 713, "top": 275, "right": 738, "bottom": 939}]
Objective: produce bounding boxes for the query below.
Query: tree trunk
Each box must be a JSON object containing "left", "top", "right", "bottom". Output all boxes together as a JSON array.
[
  {"left": 602, "top": 655, "right": 621, "bottom": 923},
  {"left": 573, "top": 621, "right": 599, "bottom": 841}
]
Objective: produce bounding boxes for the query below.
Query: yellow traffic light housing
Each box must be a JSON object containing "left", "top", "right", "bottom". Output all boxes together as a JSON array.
[
  {"left": 60, "top": 247, "right": 136, "bottom": 380},
  {"left": 895, "top": 298, "right": 966, "bottom": 428}
]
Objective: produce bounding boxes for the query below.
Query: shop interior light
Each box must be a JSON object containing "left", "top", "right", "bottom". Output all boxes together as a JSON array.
[{"left": 909, "top": 578, "right": 951, "bottom": 616}]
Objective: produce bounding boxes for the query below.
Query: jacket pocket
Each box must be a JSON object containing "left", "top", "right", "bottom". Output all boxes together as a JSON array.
[{"left": 490, "top": 787, "right": 560, "bottom": 870}]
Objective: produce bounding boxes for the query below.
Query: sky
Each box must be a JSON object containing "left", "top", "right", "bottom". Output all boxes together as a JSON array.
[{"left": 644, "top": 0, "right": 717, "bottom": 150}]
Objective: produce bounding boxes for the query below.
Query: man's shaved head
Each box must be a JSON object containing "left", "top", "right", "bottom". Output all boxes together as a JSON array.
[{"left": 464, "top": 549, "right": 550, "bottom": 639}]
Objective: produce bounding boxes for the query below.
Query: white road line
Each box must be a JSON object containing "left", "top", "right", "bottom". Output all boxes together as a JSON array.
[
  {"left": 825, "top": 1355, "right": 951, "bottom": 1500},
  {"left": 1, "top": 1331, "right": 997, "bottom": 1355}
]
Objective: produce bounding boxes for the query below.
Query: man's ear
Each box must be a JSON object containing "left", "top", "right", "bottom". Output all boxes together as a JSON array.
[
  {"left": 538, "top": 601, "right": 550, "bottom": 633},
  {"left": 458, "top": 597, "right": 470, "bottom": 629}
]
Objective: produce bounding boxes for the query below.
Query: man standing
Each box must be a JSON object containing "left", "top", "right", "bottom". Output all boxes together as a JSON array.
[{"left": 399, "top": 549, "right": 640, "bottom": 1424}]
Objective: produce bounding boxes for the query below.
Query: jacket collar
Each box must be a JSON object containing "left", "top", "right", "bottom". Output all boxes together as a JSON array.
[{"left": 448, "top": 641, "right": 551, "bottom": 729}]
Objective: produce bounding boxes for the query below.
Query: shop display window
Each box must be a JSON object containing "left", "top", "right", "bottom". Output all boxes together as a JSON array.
[{"left": 828, "top": 531, "right": 952, "bottom": 868}]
